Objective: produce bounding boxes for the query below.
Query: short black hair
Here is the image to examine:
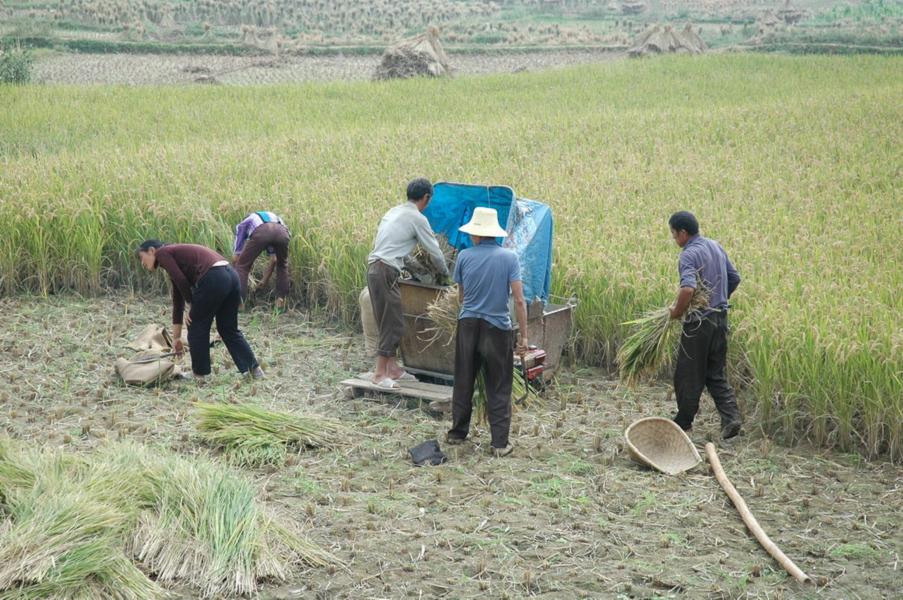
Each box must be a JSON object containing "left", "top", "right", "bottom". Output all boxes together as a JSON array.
[
  {"left": 668, "top": 211, "right": 699, "bottom": 236},
  {"left": 138, "top": 239, "right": 164, "bottom": 253},
  {"left": 406, "top": 178, "right": 433, "bottom": 201}
]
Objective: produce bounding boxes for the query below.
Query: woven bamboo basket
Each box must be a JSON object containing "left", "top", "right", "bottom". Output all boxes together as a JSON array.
[{"left": 624, "top": 417, "right": 701, "bottom": 475}]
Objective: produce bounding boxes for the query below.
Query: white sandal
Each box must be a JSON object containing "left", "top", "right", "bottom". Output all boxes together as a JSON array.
[{"left": 373, "top": 377, "right": 399, "bottom": 390}]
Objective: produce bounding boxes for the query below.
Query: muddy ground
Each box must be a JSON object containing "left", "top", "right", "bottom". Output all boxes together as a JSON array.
[
  {"left": 0, "top": 295, "right": 899, "bottom": 599},
  {"left": 31, "top": 49, "right": 623, "bottom": 85}
]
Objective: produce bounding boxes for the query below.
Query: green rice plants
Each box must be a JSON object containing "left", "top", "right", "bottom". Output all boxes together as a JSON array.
[
  {"left": 617, "top": 282, "right": 710, "bottom": 387},
  {"left": 0, "top": 42, "right": 32, "bottom": 85},
  {"left": 195, "top": 402, "right": 343, "bottom": 467}
]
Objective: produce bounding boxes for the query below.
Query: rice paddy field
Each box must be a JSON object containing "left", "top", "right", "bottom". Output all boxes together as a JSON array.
[{"left": 2, "top": 54, "right": 901, "bottom": 462}]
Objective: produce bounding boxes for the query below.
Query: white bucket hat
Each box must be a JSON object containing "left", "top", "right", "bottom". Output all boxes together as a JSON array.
[{"left": 459, "top": 207, "right": 508, "bottom": 238}]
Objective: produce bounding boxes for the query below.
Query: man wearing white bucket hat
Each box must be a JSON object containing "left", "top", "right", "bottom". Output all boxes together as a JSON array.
[
  {"left": 367, "top": 178, "right": 450, "bottom": 389},
  {"left": 446, "top": 206, "right": 528, "bottom": 457}
]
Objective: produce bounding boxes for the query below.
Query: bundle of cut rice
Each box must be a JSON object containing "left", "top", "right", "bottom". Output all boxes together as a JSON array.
[
  {"left": 419, "top": 284, "right": 460, "bottom": 348},
  {"left": 617, "top": 282, "right": 711, "bottom": 386},
  {"left": 469, "top": 366, "right": 540, "bottom": 424},
  {"left": 0, "top": 439, "right": 339, "bottom": 599},
  {"left": 195, "top": 402, "right": 342, "bottom": 468},
  {"left": 403, "top": 235, "right": 456, "bottom": 285}
]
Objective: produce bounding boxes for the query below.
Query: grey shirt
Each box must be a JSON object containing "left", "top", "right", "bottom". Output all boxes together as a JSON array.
[
  {"left": 368, "top": 202, "right": 449, "bottom": 275},
  {"left": 678, "top": 235, "right": 741, "bottom": 316}
]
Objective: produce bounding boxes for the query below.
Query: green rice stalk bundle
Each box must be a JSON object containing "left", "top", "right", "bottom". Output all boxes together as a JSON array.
[
  {"left": 129, "top": 455, "right": 330, "bottom": 597},
  {"left": 0, "top": 443, "right": 88, "bottom": 517},
  {"left": 0, "top": 439, "right": 38, "bottom": 510},
  {"left": 0, "top": 490, "right": 163, "bottom": 600},
  {"left": 617, "top": 282, "right": 711, "bottom": 387},
  {"left": 195, "top": 402, "right": 343, "bottom": 468},
  {"left": 420, "top": 284, "right": 459, "bottom": 349},
  {"left": 0, "top": 442, "right": 164, "bottom": 600},
  {"left": 0, "top": 439, "right": 339, "bottom": 599},
  {"left": 511, "top": 366, "right": 539, "bottom": 409},
  {"left": 109, "top": 443, "right": 340, "bottom": 596},
  {"left": 472, "top": 366, "right": 540, "bottom": 424}
]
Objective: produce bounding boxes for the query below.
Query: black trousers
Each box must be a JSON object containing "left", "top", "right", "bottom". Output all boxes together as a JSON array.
[
  {"left": 188, "top": 265, "right": 259, "bottom": 376},
  {"left": 673, "top": 311, "right": 741, "bottom": 430},
  {"left": 449, "top": 318, "right": 513, "bottom": 448}
]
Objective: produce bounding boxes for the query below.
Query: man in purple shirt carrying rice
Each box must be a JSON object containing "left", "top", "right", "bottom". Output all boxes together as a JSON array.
[
  {"left": 668, "top": 211, "right": 743, "bottom": 439},
  {"left": 233, "top": 211, "right": 291, "bottom": 310}
]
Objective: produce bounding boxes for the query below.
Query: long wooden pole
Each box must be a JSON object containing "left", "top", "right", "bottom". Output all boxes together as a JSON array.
[{"left": 705, "top": 442, "right": 811, "bottom": 584}]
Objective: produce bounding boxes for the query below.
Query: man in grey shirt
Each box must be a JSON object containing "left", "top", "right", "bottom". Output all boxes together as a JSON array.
[
  {"left": 367, "top": 178, "right": 449, "bottom": 388},
  {"left": 668, "top": 211, "right": 742, "bottom": 439}
]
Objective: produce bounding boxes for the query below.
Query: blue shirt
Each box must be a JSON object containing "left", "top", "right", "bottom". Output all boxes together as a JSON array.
[
  {"left": 678, "top": 235, "right": 741, "bottom": 315},
  {"left": 453, "top": 240, "right": 522, "bottom": 330}
]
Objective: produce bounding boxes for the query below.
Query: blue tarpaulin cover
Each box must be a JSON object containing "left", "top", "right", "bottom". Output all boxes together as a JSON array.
[{"left": 424, "top": 182, "right": 553, "bottom": 303}]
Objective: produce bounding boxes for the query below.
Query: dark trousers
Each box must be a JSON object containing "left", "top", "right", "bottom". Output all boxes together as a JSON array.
[
  {"left": 235, "top": 223, "right": 291, "bottom": 301},
  {"left": 673, "top": 311, "right": 741, "bottom": 430},
  {"left": 189, "top": 265, "right": 259, "bottom": 376},
  {"left": 449, "top": 318, "right": 514, "bottom": 448},
  {"left": 367, "top": 261, "right": 403, "bottom": 358}
]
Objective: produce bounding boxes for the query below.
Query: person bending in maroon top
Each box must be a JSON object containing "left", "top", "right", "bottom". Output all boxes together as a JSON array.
[{"left": 138, "top": 240, "right": 264, "bottom": 380}]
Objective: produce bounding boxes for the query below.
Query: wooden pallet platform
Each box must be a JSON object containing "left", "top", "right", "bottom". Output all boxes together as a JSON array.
[{"left": 340, "top": 376, "right": 452, "bottom": 415}]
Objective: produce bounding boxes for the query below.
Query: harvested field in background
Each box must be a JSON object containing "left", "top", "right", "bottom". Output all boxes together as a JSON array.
[
  {"left": 0, "top": 296, "right": 900, "bottom": 598},
  {"left": 31, "top": 49, "right": 623, "bottom": 85},
  {"left": 1, "top": 55, "right": 901, "bottom": 462}
]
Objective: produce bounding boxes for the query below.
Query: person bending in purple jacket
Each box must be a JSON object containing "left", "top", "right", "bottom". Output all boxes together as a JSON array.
[{"left": 233, "top": 211, "right": 291, "bottom": 310}]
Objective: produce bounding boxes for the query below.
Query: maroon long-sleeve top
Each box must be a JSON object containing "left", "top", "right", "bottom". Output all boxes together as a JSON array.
[{"left": 154, "top": 244, "right": 226, "bottom": 324}]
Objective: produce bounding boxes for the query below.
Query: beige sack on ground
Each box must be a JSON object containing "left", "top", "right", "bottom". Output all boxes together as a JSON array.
[
  {"left": 359, "top": 287, "right": 378, "bottom": 357},
  {"left": 115, "top": 353, "right": 183, "bottom": 386},
  {"left": 127, "top": 324, "right": 189, "bottom": 352}
]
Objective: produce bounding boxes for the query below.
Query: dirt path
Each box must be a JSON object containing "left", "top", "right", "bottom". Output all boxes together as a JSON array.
[
  {"left": 31, "top": 49, "right": 623, "bottom": 85},
  {"left": 0, "top": 296, "right": 899, "bottom": 598}
]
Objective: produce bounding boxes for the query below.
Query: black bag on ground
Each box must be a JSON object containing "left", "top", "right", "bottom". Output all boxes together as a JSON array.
[{"left": 409, "top": 440, "right": 447, "bottom": 466}]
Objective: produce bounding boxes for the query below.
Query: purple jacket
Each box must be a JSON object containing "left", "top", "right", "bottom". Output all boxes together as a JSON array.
[
  {"left": 678, "top": 235, "right": 740, "bottom": 316},
  {"left": 233, "top": 211, "right": 287, "bottom": 255}
]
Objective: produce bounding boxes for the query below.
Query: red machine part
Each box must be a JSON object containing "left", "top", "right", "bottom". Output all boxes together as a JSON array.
[{"left": 517, "top": 348, "right": 546, "bottom": 382}]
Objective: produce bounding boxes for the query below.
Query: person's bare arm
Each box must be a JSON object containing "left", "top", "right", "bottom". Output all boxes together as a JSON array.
[
  {"left": 511, "top": 280, "right": 528, "bottom": 353},
  {"left": 172, "top": 322, "right": 184, "bottom": 355},
  {"left": 669, "top": 287, "right": 695, "bottom": 320}
]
